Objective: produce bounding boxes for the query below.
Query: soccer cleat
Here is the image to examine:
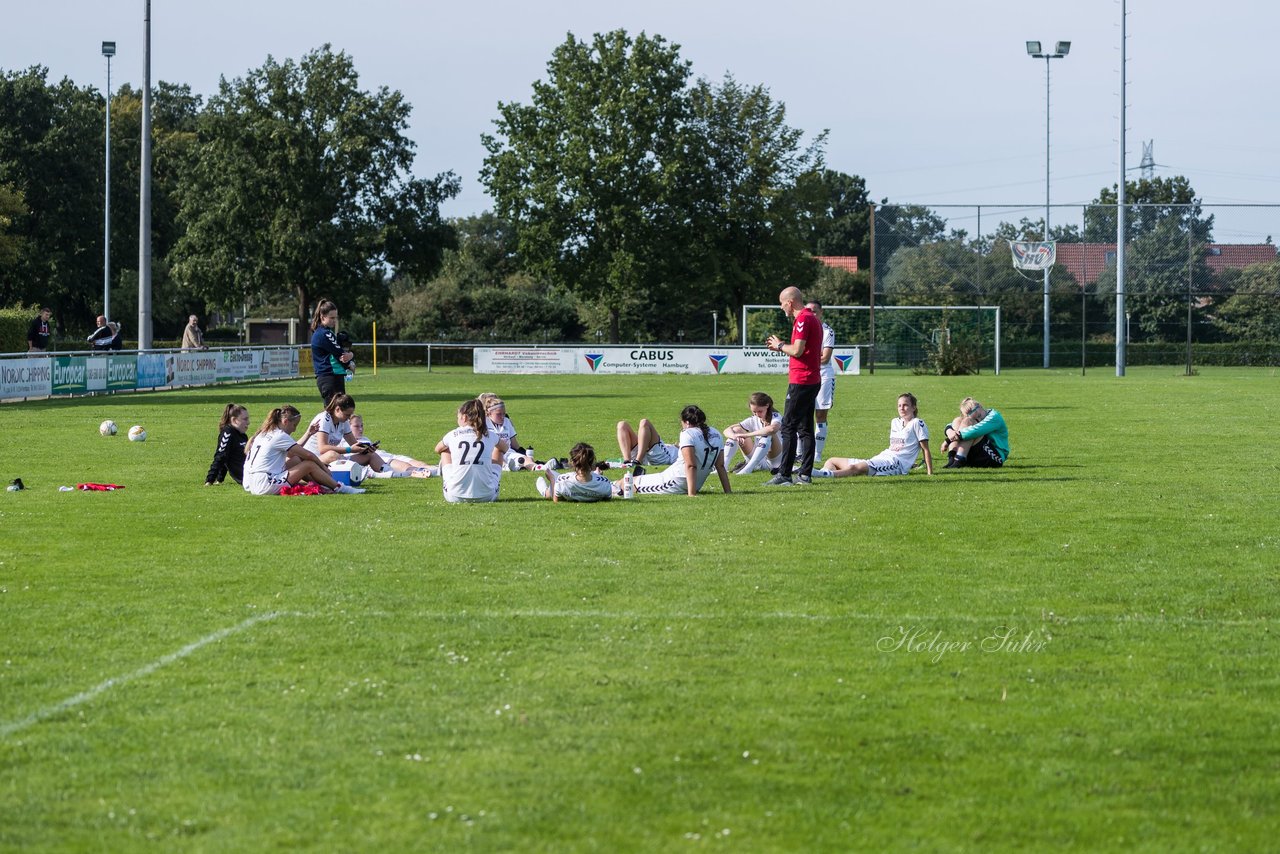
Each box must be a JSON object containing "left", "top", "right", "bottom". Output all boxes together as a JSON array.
[
  {"left": 763, "top": 474, "right": 794, "bottom": 487},
  {"left": 535, "top": 476, "right": 550, "bottom": 498},
  {"left": 731, "top": 461, "right": 748, "bottom": 474},
  {"left": 945, "top": 456, "right": 965, "bottom": 469}
]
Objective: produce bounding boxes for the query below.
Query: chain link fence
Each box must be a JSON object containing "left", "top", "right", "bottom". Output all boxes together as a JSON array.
[{"left": 871, "top": 203, "right": 1280, "bottom": 370}]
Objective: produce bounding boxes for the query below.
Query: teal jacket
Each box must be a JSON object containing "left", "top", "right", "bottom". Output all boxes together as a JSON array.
[{"left": 959, "top": 409, "right": 1010, "bottom": 461}]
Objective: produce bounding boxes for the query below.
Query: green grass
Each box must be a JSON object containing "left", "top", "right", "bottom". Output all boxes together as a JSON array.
[{"left": 2, "top": 366, "right": 1278, "bottom": 851}]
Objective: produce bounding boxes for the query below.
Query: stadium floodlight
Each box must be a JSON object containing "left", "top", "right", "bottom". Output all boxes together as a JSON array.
[
  {"left": 1027, "top": 38, "right": 1070, "bottom": 368},
  {"left": 102, "top": 41, "right": 116, "bottom": 322}
]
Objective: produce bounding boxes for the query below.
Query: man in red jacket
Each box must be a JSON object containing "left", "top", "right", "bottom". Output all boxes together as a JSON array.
[{"left": 764, "top": 287, "right": 822, "bottom": 485}]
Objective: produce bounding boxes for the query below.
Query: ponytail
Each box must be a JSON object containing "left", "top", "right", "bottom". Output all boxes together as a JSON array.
[
  {"left": 326, "top": 393, "right": 355, "bottom": 418},
  {"left": 568, "top": 442, "right": 596, "bottom": 477},
  {"left": 311, "top": 298, "right": 337, "bottom": 332},
  {"left": 681, "top": 404, "right": 710, "bottom": 442},
  {"left": 460, "top": 398, "right": 488, "bottom": 438},
  {"left": 255, "top": 405, "right": 300, "bottom": 439},
  {"left": 219, "top": 403, "right": 247, "bottom": 430}
]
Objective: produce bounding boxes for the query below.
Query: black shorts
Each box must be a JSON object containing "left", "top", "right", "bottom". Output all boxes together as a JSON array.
[
  {"left": 317, "top": 373, "right": 346, "bottom": 406},
  {"left": 966, "top": 435, "right": 1005, "bottom": 468}
]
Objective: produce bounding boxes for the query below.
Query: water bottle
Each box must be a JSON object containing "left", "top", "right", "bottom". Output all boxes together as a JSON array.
[{"left": 622, "top": 470, "right": 634, "bottom": 499}]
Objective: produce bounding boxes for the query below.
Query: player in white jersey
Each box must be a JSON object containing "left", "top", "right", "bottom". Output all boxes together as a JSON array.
[
  {"left": 346, "top": 414, "right": 435, "bottom": 477},
  {"left": 817, "top": 393, "right": 934, "bottom": 478},
  {"left": 300, "top": 393, "right": 385, "bottom": 473},
  {"left": 615, "top": 415, "right": 681, "bottom": 468},
  {"left": 722, "top": 391, "right": 783, "bottom": 474},
  {"left": 615, "top": 405, "right": 732, "bottom": 497},
  {"left": 806, "top": 301, "right": 837, "bottom": 462},
  {"left": 478, "top": 393, "right": 561, "bottom": 472},
  {"left": 436, "top": 398, "right": 509, "bottom": 503},
  {"left": 243, "top": 404, "right": 363, "bottom": 495},
  {"left": 536, "top": 443, "right": 613, "bottom": 502}
]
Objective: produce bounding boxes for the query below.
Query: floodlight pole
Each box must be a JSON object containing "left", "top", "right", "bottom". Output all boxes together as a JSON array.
[
  {"left": 138, "top": 0, "right": 153, "bottom": 350},
  {"left": 1116, "top": 1, "right": 1128, "bottom": 376},
  {"left": 102, "top": 41, "right": 115, "bottom": 322},
  {"left": 1027, "top": 40, "right": 1070, "bottom": 369}
]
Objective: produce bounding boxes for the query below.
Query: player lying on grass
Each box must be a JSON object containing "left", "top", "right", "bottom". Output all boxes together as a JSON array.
[
  {"left": 244, "top": 405, "right": 364, "bottom": 495},
  {"left": 347, "top": 414, "right": 435, "bottom": 478},
  {"left": 816, "top": 392, "right": 934, "bottom": 478},
  {"left": 301, "top": 394, "right": 386, "bottom": 474},
  {"left": 614, "top": 404, "right": 731, "bottom": 497},
  {"left": 478, "top": 393, "right": 562, "bottom": 472},
  {"left": 939, "top": 397, "right": 1009, "bottom": 469},
  {"left": 536, "top": 442, "right": 613, "bottom": 502},
  {"left": 721, "top": 391, "right": 783, "bottom": 475},
  {"left": 436, "top": 398, "right": 509, "bottom": 503},
  {"left": 205, "top": 403, "right": 249, "bottom": 486}
]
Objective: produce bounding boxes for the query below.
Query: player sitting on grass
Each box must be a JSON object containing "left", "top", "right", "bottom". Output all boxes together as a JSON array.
[
  {"left": 436, "top": 398, "right": 508, "bottom": 503},
  {"left": 301, "top": 393, "right": 386, "bottom": 474},
  {"left": 536, "top": 442, "right": 613, "bottom": 502},
  {"left": 613, "top": 404, "right": 731, "bottom": 497},
  {"left": 816, "top": 392, "right": 934, "bottom": 478},
  {"left": 721, "top": 391, "right": 783, "bottom": 475},
  {"left": 205, "top": 403, "right": 249, "bottom": 486},
  {"left": 243, "top": 405, "right": 363, "bottom": 495},
  {"left": 939, "top": 397, "right": 1009, "bottom": 469},
  {"left": 348, "top": 414, "right": 436, "bottom": 478}
]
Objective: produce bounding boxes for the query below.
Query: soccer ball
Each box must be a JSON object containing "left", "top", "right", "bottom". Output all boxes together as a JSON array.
[
  {"left": 348, "top": 462, "right": 366, "bottom": 484},
  {"left": 99, "top": 420, "right": 118, "bottom": 436},
  {"left": 506, "top": 455, "right": 527, "bottom": 472},
  {"left": 127, "top": 425, "right": 147, "bottom": 442}
]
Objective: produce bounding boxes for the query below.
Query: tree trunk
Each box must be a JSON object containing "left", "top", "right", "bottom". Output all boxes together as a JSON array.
[
  {"left": 295, "top": 283, "right": 311, "bottom": 332},
  {"left": 609, "top": 307, "right": 620, "bottom": 343}
]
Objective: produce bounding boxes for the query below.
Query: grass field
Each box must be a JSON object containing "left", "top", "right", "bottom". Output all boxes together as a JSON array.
[{"left": 2, "top": 366, "right": 1278, "bottom": 851}]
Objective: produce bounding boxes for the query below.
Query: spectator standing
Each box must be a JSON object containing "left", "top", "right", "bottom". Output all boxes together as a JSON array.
[
  {"left": 88, "top": 315, "right": 114, "bottom": 350},
  {"left": 27, "top": 306, "right": 52, "bottom": 352},
  {"left": 181, "top": 315, "right": 206, "bottom": 351},
  {"left": 763, "top": 287, "right": 823, "bottom": 486}
]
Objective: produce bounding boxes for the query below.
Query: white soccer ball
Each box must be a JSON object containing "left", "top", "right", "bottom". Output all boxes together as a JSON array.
[
  {"left": 506, "top": 455, "right": 526, "bottom": 472},
  {"left": 348, "top": 462, "right": 366, "bottom": 484},
  {"left": 127, "top": 425, "right": 147, "bottom": 442},
  {"left": 99, "top": 420, "right": 117, "bottom": 436}
]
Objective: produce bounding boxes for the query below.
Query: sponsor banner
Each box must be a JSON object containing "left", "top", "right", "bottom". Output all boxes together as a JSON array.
[
  {"left": 0, "top": 357, "right": 53, "bottom": 398},
  {"left": 86, "top": 356, "right": 109, "bottom": 391},
  {"left": 136, "top": 354, "right": 168, "bottom": 388},
  {"left": 107, "top": 355, "right": 137, "bottom": 391},
  {"left": 264, "top": 348, "right": 299, "bottom": 379},
  {"left": 217, "top": 349, "right": 263, "bottom": 382},
  {"left": 52, "top": 356, "right": 87, "bottom": 395},
  {"left": 475, "top": 347, "right": 579, "bottom": 374},
  {"left": 576, "top": 347, "right": 863, "bottom": 376},
  {"left": 172, "top": 352, "right": 219, "bottom": 386}
]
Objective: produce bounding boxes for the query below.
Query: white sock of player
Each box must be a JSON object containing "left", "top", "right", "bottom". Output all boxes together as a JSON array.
[
  {"left": 813, "top": 468, "right": 835, "bottom": 478},
  {"left": 814, "top": 422, "right": 828, "bottom": 462},
  {"left": 723, "top": 443, "right": 740, "bottom": 469},
  {"left": 741, "top": 438, "right": 771, "bottom": 473}
]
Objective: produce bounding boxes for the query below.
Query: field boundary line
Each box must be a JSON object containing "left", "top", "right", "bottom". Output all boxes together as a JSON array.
[{"left": 0, "top": 610, "right": 302, "bottom": 739}]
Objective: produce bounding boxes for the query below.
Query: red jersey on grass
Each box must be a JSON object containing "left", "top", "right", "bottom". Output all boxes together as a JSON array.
[{"left": 788, "top": 306, "right": 823, "bottom": 384}]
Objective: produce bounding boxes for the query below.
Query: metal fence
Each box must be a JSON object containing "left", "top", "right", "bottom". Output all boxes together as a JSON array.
[{"left": 871, "top": 203, "right": 1280, "bottom": 370}]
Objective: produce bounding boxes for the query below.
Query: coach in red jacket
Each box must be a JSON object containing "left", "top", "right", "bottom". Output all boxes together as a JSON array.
[{"left": 764, "top": 287, "right": 823, "bottom": 486}]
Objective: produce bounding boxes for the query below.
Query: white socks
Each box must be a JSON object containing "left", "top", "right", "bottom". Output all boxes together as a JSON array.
[
  {"left": 336, "top": 484, "right": 365, "bottom": 494},
  {"left": 814, "top": 422, "right": 828, "bottom": 462}
]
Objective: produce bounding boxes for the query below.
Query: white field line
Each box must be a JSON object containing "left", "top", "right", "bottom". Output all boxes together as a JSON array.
[{"left": 0, "top": 611, "right": 298, "bottom": 739}]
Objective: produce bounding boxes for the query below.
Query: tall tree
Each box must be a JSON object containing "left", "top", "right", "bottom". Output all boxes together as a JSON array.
[
  {"left": 806, "top": 169, "right": 871, "bottom": 266},
  {"left": 481, "top": 30, "right": 694, "bottom": 342},
  {"left": 169, "top": 45, "right": 458, "bottom": 325},
  {"left": 0, "top": 67, "right": 101, "bottom": 326},
  {"left": 684, "top": 75, "right": 826, "bottom": 332}
]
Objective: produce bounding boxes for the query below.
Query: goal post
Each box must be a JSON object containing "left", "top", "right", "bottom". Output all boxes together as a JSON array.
[{"left": 741, "top": 304, "right": 1001, "bottom": 374}]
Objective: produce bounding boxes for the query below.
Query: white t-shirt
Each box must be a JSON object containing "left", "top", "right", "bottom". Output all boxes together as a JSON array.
[
  {"left": 244, "top": 429, "right": 298, "bottom": 493},
  {"left": 440, "top": 426, "right": 501, "bottom": 502},
  {"left": 734, "top": 411, "right": 782, "bottom": 437},
  {"left": 633, "top": 426, "right": 725, "bottom": 495},
  {"left": 550, "top": 472, "right": 613, "bottom": 502},
  {"left": 819, "top": 323, "right": 836, "bottom": 382},
  {"left": 863, "top": 417, "right": 929, "bottom": 476},
  {"left": 304, "top": 411, "right": 346, "bottom": 455}
]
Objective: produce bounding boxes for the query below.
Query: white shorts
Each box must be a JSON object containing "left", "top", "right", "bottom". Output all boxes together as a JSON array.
[
  {"left": 444, "top": 492, "right": 498, "bottom": 503},
  {"left": 861, "top": 452, "right": 908, "bottom": 477},
  {"left": 643, "top": 442, "right": 678, "bottom": 467},
  {"left": 243, "top": 473, "right": 288, "bottom": 495},
  {"left": 816, "top": 372, "right": 835, "bottom": 411},
  {"left": 632, "top": 472, "right": 687, "bottom": 495}
]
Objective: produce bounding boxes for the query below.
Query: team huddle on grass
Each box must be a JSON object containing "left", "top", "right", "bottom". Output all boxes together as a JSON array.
[{"left": 203, "top": 387, "right": 1011, "bottom": 501}]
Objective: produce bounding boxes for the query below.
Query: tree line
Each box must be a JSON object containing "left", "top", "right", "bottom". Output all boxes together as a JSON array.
[{"left": 3, "top": 30, "right": 1273, "bottom": 349}]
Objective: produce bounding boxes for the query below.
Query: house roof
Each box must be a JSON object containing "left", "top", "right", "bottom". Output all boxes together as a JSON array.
[
  {"left": 815, "top": 255, "right": 859, "bottom": 273},
  {"left": 1053, "top": 242, "right": 1276, "bottom": 286}
]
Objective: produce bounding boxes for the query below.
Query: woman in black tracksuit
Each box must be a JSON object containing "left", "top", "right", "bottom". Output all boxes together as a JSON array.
[{"left": 205, "top": 404, "right": 249, "bottom": 486}]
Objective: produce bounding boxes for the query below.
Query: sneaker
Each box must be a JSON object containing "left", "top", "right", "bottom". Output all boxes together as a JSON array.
[
  {"left": 796, "top": 475, "right": 812, "bottom": 485},
  {"left": 336, "top": 484, "right": 365, "bottom": 494},
  {"left": 535, "top": 476, "right": 550, "bottom": 498},
  {"left": 944, "top": 456, "right": 965, "bottom": 469},
  {"left": 730, "top": 461, "right": 747, "bottom": 474},
  {"left": 763, "top": 474, "right": 794, "bottom": 487}
]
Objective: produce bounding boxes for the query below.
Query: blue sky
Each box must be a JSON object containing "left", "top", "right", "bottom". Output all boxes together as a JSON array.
[{"left": 6, "top": 0, "right": 1278, "bottom": 242}]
